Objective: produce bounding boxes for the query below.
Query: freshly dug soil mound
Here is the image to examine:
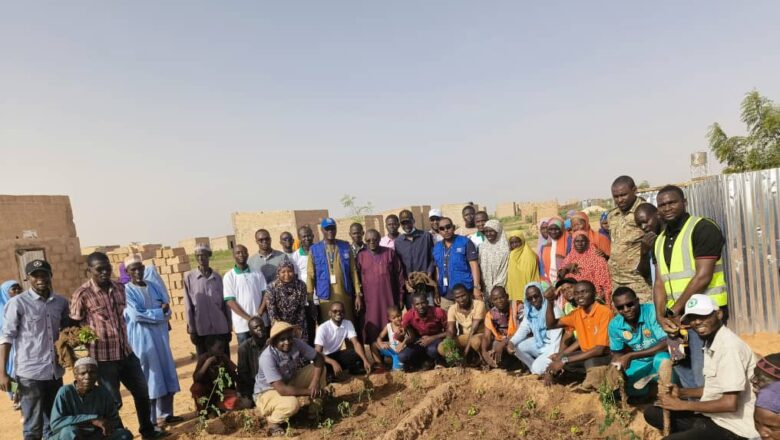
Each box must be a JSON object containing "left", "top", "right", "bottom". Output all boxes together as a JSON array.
[{"left": 174, "top": 369, "right": 662, "bottom": 439}]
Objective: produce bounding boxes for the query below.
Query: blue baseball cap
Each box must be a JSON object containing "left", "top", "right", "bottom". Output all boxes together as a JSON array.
[{"left": 320, "top": 218, "right": 336, "bottom": 228}]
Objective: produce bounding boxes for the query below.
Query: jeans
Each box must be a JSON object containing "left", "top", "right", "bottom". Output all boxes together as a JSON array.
[
  {"left": 674, "top": 329, "right": 705, "bottom": 388},
  {"left": 17, "top": 376, "right": 62, "bottom": 440},
  {"left": 150, "top": 393, "right": 175, "bottom": 424},
  {"left": 512, "top": 337, "right": 557, "bottom": 375},
  {"left": 326, "top": 349, "right": 365, "bottom": 380},
  {"left": 378, "top": 348, "right": 403, "bottom": 370},
  {"left": 398, "top": 337, "right": 444, "bottom": 368},
  {"left": 643, "top": 406, "right": 747, "bottom": 439},
  {"left": 97, "top": 354, "right": 155, "bottom": 436},
  {"left": 236, "top": 332, "right": 251, "bottom": 345}
]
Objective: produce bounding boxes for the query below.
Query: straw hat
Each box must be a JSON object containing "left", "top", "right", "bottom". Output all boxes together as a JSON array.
[{"left": 268, "top": 321, "right": 298, "bottom": 343}]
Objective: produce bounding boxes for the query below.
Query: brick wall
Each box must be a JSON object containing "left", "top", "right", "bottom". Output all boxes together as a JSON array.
[
  {"left": 495, "top": 202, "right": 519, "bottom": 218},
  {"left": 210, "top": 235, "right": 235, "bottom": 252},
  {"left": 232, "top": 209, "right": 329, "bottom": 250},
  {"left": 178, "top": 237, "right": 210, "bottom": 255},
  {"left": 0, "top": 195, "right": 84, "bottom": 297},
  {"left": 440, "top": 203, "right": 481, "bottom": 230}
]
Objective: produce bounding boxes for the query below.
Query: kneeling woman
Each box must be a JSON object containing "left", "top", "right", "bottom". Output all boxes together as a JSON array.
[{"left": 510, "top": 282, "right": 563, "bottom": 374}]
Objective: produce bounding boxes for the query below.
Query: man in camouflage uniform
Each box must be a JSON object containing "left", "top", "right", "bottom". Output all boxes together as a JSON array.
[{"left": 607, "top": 176, "right": 652, "bottom": 302}]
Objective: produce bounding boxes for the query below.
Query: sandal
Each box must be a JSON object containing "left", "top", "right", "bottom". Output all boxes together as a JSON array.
[{"left": 268, "top": 423, "right": 286, "bottom": 437}]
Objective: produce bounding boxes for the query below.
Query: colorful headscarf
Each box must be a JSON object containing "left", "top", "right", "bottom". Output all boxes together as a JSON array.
[
  {"left": 756, "top": 381, "right": 780, "bottom": 413},
  {"left": 541, "top": 216, "right": 569, "bottom": 283},
  {"left": 536, "top": 218, "right": 550, "bottom": 269},
  {"left": 523, "top": 281, "right": 551, "bottom": 349},
  {"left": 599, "top": 211, "right": 610, "bottom": 240},
  {"left": 561, "top": 231, "right": 612, "bottom": 301},
  {"left": 571, "top": 212, "right": 611, "bottom": 257},
  {"left": 479, "top": 220, "right": 509, "bottom": 296},
  {"left": 0, "top": 280, "right": 19, "bottom": 379},
  {"left": 757, "top": 356, "right": 780, "bottom": 380},
  {"left": 506, "top": 231, "right": 540, "bottom": 301}
]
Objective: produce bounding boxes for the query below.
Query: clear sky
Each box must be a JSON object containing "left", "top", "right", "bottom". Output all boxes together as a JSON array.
[{"left": 2, "top": 1, "right": 779, "bottom": 247}]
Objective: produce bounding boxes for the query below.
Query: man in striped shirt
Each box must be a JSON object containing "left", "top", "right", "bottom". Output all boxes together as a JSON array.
[{"left": 70, "top": 252, "right": 167, "bottom": 439}]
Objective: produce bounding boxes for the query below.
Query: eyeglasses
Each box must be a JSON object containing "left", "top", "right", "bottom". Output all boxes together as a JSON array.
[
  {"left": 615, "top": 301, "right": 637, "bottom": 311},
  {"left": 438, "top": 224, "right": 454, "bottom": 231}
]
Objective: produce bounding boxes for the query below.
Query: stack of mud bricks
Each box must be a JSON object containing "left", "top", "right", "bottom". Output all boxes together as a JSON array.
[
  {"left": 152, "top": 247, "right": 190, "bottom": 322},
  {"left": 105, "top": 245, "right": 191, "bottom": 321}
]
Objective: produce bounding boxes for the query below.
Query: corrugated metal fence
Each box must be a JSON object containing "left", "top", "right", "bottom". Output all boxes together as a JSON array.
[{"left": 646, "top": 168, "right": 780, "bottom": 334}]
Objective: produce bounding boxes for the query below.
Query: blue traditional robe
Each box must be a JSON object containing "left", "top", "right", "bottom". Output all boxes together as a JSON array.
[
  {"left": 50, "top": 383, "right": 131, "bottom": 440},
  {"left": 124, "top": 281, "right": 180, "bottom": 399}
]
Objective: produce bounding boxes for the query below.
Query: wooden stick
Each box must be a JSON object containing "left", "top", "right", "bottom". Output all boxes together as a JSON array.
[{"left": 658, "top": 359, "right": 674, "bottom": 436}]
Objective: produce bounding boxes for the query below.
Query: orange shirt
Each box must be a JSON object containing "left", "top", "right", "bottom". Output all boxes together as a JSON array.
[{"left": 557, "top": 302, "right": 612, "bottom": 351}]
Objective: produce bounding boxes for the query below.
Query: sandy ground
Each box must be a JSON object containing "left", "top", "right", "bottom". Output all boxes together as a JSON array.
[{"left": 0, "top": 323, "right": 776, "bottom": 438}]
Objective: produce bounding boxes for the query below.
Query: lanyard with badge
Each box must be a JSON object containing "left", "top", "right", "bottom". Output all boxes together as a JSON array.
[
  {"left": 326, "top": 245, "right": 337, "bottom": 285},
  {"left": 443, "top": 244, "right": 452, "bottom": 289}
]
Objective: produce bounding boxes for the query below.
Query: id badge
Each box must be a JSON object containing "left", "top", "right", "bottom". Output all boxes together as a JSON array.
[
  {"left": 330, "top": 274, "right": 337, "bottom": 284},
  {"left": 443, "top": 277, "right": 449, "bottom": 287}
]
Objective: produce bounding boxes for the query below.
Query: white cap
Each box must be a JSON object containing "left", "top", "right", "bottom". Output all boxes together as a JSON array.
[
  {"left": 681, "top": 294, "right": 719, "bottom": 322},
  {"left": 74, "top": 357, "right": 98, "bottom": 368},
  {"left": 428, "top": 208, "right": 442, "bottom": 219}
]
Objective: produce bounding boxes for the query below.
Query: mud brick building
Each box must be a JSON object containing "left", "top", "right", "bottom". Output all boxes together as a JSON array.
[{"left": 0, "top": 195, "right": 84, "bottom": 297}]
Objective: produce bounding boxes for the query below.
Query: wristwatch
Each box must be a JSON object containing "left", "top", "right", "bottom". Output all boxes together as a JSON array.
[{"left": 560, "top": 355, "right": 569, "bottom": 365}]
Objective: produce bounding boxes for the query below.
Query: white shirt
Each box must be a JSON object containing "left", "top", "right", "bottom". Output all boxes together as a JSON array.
[
  {"left": 469, "top": 232, "right": 485, "bottom": 247},
  {"left": 290, "top": 249, "right": 309, "bottom": 283},
  {"left": 314, "top": 319, "right": 357, "bottom": 355},
  {"left": 222, "top": 267, "right": 268, "bottom": 332},
  {"left": 700, "top": 325, "right": 759, "bottom": 438}
]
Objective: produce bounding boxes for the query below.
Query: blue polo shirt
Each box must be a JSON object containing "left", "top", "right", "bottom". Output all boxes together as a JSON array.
[{"left": 608, "top": 303, "right": 666, "bottom": 352}]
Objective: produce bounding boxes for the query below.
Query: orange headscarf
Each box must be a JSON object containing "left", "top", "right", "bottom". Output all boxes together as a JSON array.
[{"left": 572, "top": 212, "right": 611, "bottom": 257}]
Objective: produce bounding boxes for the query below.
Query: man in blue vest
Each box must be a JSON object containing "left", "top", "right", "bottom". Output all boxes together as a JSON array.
[
  {"left": 307, "top": 218, "right": 363, "bottom": 324},
  {"left": 432, "top": 217, "right": 482, "bottom": 311},
  {"left": 652, "top": 185, "right": 727, "bottom": 389}
]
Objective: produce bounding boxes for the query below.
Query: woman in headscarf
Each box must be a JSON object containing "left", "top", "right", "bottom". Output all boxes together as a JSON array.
[
  {"left": 571, "top": 211, "right": 611, "bottom": 258},
  {"left": 265, "top": 260, "right": 309, "bottom": 342},
  {"left": 559, "top": 231, "right": 613, "bottom": 303},
  {"left": 509, "top": 281, "right": 563, "bottom": 375},
  {"left": 598, "top": 211, "right": 611, "bottom": 241},
  {"left": 0, "top": 280, "right": 23, "bottom": 407},
  {"left": 535, "top": 218, "right": 550, "bottom": 274},
  {"left": 540, "top": 216, "right": 569, "bottom": 284},
  {"left": 505, "top": 231, "right": 540, "bottom": 301},
  {"left": 478, "top": 219, "right": 509, "bottom": 302}
]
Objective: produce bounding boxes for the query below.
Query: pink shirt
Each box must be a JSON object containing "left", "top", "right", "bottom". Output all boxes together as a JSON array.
[{"left": 380, "top": 235, "right": 396, "bottom": 249}]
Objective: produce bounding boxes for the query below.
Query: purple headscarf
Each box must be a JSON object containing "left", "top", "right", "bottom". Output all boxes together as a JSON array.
[{"left": 757, "top": 381, "right": 780, "bottom": 413}]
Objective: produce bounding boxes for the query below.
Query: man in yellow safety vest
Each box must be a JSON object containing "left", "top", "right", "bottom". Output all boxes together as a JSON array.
[{"left": 652, "top": 185, "right": 728, "bottom": 389}]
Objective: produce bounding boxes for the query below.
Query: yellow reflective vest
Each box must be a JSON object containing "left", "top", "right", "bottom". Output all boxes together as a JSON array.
[{"left": 655, "top": 215, "right": 728, "bottom": 308}]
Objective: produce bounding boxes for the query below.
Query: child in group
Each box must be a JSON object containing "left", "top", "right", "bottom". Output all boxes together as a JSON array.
[{"left": 372, "top": 306, "right": 407, "bottom": 371}]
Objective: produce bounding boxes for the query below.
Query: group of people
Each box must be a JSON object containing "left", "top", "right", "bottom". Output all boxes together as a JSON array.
[{"left": 1, "top": 175, "right": 779, "bottom": 439}]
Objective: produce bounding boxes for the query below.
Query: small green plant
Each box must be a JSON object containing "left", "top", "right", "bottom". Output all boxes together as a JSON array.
[
  {"left": 467, "top": 403, "right": 479, "bottom": 417},
  {"left": 393, "top": 394, "right": 404, "bottom": 409},
  {"left": 357, "top": 385, "right": 374, "bottom": 403},
  {"left": 524, "top": 398, "right": 536, "bottom": 411},
  {"left": 548, "top": 405, "right": 561, "bottom": 421},
  {"left": 570, "top": 426, "right": 582, "bottom": 436},
  {"left": 440, "top": 338, "right": 464, "bottom": 366},
  {"left": 410, "top": 375, "right": 422, "bottom": 391},
  {"left": 285, "top": 418, "right": 294, "bottom": 437},
  {"left": 511, "top": 407, "right": 523, "bottom": 421},
  {"left": 597, "top": 379, "right": 635, "bottom": 436},
  {"left": 337, "top": 401, "right": 353, "bottom": 418},
  {"left": 77, "top": 326, "right": 99, "bottom": 345},
  {"left": 516, "top": 418, "right": 529, "bottom": 437},
  {"left": 318, "top": 418, "right": 334, "bottom": 435},
  {"left": 475, "top": 387, "right": 486, "bottom": 399},
  {"left": 449, "top": 416, "right": 462, "bottom": 432},
  {"left": 352, "top": 429, "right": 367, "bottom": 439},
  {"left": 196, "top": 366, "right": 233, "bottom": 432},
  {"left": 241, "top": 411, "right": 255, "bottom": 433},
  {"left": 375, "top": 416, "right": 389, "bottom": 429}
]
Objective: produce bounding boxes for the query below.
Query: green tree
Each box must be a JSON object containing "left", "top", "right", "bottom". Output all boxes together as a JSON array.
[
  {"left": 340, "top": 194, "right": 374, "bottom": 223},
  {"left": 708, "top": 90, "right": 780, "bottom": 173}
]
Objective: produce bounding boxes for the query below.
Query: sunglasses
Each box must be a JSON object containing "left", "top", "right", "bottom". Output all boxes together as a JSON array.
[
  {"left": 438, "top": 224, "right": 454, "bottom": 231},
  {"left": 615, "top": 301, "right": 637, "bottom": 311}
]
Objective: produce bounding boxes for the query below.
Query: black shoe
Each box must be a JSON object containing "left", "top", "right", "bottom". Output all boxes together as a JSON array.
[
  {"left": 142, "top": 429, "right": 170, "bottom": 439},
  {"left": 164, "top": 416, "right": 184, "bottom": 424}
]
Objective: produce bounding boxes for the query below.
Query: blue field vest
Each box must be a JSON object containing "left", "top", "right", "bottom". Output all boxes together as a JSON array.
[
  {"left": 310, "top": 240, "right": 354, "bottom": 300},
  {"left": 433, "top": 235, "right": 474, "bottom": 298}
]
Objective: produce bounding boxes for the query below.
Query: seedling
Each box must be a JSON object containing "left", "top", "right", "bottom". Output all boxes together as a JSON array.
[
  {"left": 570, "top": 426, "right": 582, "bottom": 436},
  {"left": 393, "top": 394, "right": 404, "bottom": 409},
  {"left": 195, "top": 366, "right": 233, "bottom": 432},
  {"left": 357, "top": 385, "right": 374, "bottom": 403},
  {"left": 337, "top": 401, "right": 353, "bottom": 418},
  {"left": 318, "top": 418, "right": 334, "bottom": 435},
  {"left": 524, "top": 398, "right": 536, "bottom": 411},
  {"left": 548, "top": 405, "right": 561, "bottom": 421},
  {"left": 375, "top": 416, "right": 389, "bottom": 429},
  {"left": 475, "top": 387, "right": 486, "bottom": 399},
  {"left": 410, "top": 375, "right": 422, "bottom": 391},
  {"left": 440, "top": 338, "right": 464, "bottom": 366},
  {"left": 467, "top": 403, "right": 479, "bottom": 417}
]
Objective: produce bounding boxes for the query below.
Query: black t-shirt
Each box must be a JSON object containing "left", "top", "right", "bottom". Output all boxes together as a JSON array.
[{"left": 654, "top": 213, "right": 725, "bottom": 269}]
